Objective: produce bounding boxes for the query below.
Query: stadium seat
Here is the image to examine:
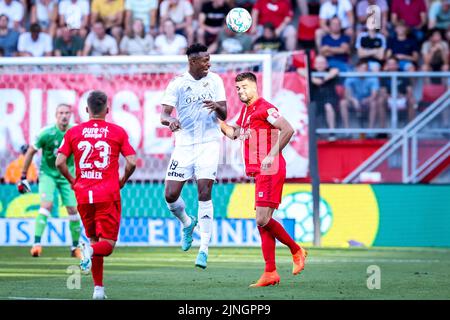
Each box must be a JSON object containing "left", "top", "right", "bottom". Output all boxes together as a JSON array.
[
  {"left": 297, "top": 15, "right": 320, "bottom": 41},
  {"left": 421, "top": 84, "right": 447, "bottom": 104},
  {"left": 292, "top": 50, "right": 316, "bottom": 69}
]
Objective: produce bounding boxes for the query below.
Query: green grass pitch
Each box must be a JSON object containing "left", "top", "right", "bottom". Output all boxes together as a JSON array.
[{"left": 0, "top": 246, "right": 449, "bottom": 300}]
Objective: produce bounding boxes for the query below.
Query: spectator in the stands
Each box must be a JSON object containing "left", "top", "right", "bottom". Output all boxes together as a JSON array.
[
  {"left": 83, "top": 20, "right": 118, "bottom": 56},
  {"left": 31, "top": 0, "right": 58, "bottom": 37},
  {"left": 379, "top": 57, "right": 417, "bottom": 126},
  {"left": 120, "top": 18, "right": 153, "bottom": 55},
  {"left": 316, "top": 0, "right": 354, "bottom": 49},
  {"left": 197, "top": 0, "right": 230, "bottom": 48},
  {"left": 159, "top": 0, "right": 194, "bottom": 46},
  {"left": 386, "top": 20, "right": 419, "bottom": 71},
  {"left": 319, "top": 17, "right": 352, "bottom": 72},
  {"left": 355, "top": 28, "right": 387, "bottom": 71},
  {"left": 249, "top": 0, "right": 297, "bottom": 51},
  {"left": 356, "top": 0, "right": 388, "bottom": 35},
  {"left": 391, "top": 0, "right": 427, "bottom": 42},
  {"left": 91, "top": 0, "right": 124, "bottom": 45},
  {"left": 429, "top": 0, "right": 450, "bottom": 31},
  {"left": 252, "top": 22, "right": 284, "bottom": 53},
  {"left": 54, "top": 24, "right": 84, "bottom": 56},
  {"left": 154, "top": 19, "right": 187, "bottom": 55},
  {"left": 0, "top": 14, "right": 19, "bottom": 56},
  {"left": 18, "top": 23, "right": 53, "bottom": 57},
  {"left": 209, "top": 23, "right": 253, "bottom": 53},
  {"left": 340, "top": 60, "right": 380, "bottom": 129},
  {"left": 421, "top": 28, "right": 449, "bottom": 72},
  {"left": 0, "top": 46, "right": 3, "bottom": 56},
  {"left": 124, "top": 0, "right": 158, "bottom": 35},
  {"left": 311, "top": 55, "right": 340, "bottom": 140},
  {"left": 58, "top": 0, "right": 90, "bottom": 38},
  {"left": 0, "top": 0, "right": 24, "bottom": 31}
]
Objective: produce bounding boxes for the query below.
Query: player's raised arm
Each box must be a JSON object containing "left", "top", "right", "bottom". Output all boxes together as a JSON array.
[
  {"left": 160, "top": 104, "right": 182, "bottom": 132},
  {"left": 219, "top": 120, "right": 240, "bottom": 140},
  {"left": 203, "top": 100, "right": 227, "bottom": 121}
]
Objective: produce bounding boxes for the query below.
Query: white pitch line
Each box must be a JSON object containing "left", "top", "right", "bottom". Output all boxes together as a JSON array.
[{"left": 5, "top": 296, "right": 73, "bottom": 300}]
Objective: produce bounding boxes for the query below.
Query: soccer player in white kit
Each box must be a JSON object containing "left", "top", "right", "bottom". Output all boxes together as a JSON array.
[{"left": 160, "top": 43, "right": 227, "bottom": 269}]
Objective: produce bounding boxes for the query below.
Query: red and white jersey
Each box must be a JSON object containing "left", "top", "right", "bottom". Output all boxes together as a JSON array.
[
  {"left": 236, "top": 97, "right": 285, "bottom": 176},
  {"left": 58, "top": 119, "right": 136, "bottom": 204}
]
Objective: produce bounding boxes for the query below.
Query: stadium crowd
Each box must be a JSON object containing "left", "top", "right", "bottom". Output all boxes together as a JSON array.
[{"left": 0, "top": 0, "right": 449, "bottom": 133}]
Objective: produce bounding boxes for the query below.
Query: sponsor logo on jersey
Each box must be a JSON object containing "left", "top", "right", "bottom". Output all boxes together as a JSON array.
[
  {"left": 185, "top": 93, "right": 213, "bottom": 104},
  {"left": 258, "top": 192, "right": 264, "bottom": 198},
  {"left": 82, "top": 127, "right": 109, "bottom": 139}
]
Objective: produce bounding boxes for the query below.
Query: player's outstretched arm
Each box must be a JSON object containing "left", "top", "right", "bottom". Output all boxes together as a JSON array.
[
  {"left": 55, "top": 153, "right": 75, "bottom": 186},
  {"left": 219, "top": 120, "right": 240, "bottom": 140},
  {"left": 119, "top": 155, "right": 137, "bottom": 189}
]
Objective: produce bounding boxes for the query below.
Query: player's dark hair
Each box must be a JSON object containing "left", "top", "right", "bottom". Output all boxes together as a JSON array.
[
  {"left": 235, "top": 72, "right": 257, "bottom": 84},
  {"left": 186, "top": 43, "right": 208, "bottom": 58},
  {"left": 87, "top": 91, "right": 107, "bottom": 115}
]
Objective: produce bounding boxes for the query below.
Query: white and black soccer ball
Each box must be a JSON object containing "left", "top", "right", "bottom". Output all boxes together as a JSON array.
[{"left": 226, "top": 8, "right": 253, "bottom": 33}]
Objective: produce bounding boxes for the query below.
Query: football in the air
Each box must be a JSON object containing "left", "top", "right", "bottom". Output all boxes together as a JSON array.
[{"left": 226, "top": 8, "right": 252, "bottom": 33}]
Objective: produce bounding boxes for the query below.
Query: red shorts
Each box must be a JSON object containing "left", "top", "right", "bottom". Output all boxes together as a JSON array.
[
  {"left": 255, "top": 171, "right": 286, "bottom": 209},
  {"left": 77, "top": 201, "right": 121, "bottom": 241}
]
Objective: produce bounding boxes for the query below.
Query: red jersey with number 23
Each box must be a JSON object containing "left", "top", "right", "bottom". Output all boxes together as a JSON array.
[
  {"left": 58, "top": 119, "right": 136, "bottom": 204},
  {"left": 236, "top": 97, "right": 285, "bottom": 176}
]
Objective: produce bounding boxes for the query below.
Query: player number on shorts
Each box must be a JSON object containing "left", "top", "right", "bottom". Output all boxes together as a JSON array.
[{"left": 78, "top": 140, "right": 111, "bottom": 169}]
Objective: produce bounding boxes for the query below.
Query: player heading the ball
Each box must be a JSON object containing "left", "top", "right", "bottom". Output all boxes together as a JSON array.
[
  {"left": 161, "top": 43, "right": 227, "bottom": 269},
  {"left": 220, "top": 72, "right": 307, "bottom": 287}
]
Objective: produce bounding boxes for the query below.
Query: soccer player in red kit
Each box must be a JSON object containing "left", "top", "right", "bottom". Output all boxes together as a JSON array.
[
  {"left": 220, "top": 72, "right": 307, "bottom": 287},
  {"left": 56, "top": 91, "right": 137, "bottom": 299}
]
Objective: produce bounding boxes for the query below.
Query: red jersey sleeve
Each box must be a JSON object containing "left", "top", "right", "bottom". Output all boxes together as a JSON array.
[
  {"left": 255, "top": 105, "right": 281, "bottom": 125},
  {"left": 120, "top": 128, "right": 136, "bottom": 157},
  {"left": 235, "top": 106, "right": 246, "bottom": 127},
  {"left": 58, "top": 129, "right": 73, "bottom": 157}
]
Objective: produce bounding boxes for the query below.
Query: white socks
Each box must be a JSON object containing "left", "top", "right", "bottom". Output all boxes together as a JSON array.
[
  {"left": 166, "top": 197, "right": 192, "bottom": 228},
  {"left": 198, "top": 200, "right": 213, "bottom": 254}
]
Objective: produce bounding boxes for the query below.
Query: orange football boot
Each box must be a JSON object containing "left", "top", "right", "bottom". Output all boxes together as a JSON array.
[
  {"left": 30, "top": 245, "right": 42, "bottom": 257},
  {"left": 71, "top": 247, "right": 82, "bottom": 258},
  {"left": 292, "top": 247, "right": 308, "bottom": 275},
  {"left": 249, "top": 271, "right": 281, "bottom": 288}
]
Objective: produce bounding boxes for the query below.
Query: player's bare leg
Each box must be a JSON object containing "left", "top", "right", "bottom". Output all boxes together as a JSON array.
[
  {"left": 165, "top": 180, "right": 197, "bottom": 251},
  {"left": 195, "top": 179, "right": 214, "bottom": 269},
  {"left": 80, "top": 236, "right": 116, "bottom": 299},
  {"left": 30, "top": 201, "right": 53, "bottom": 257},
  {"left": 66, "top": 206, "right": 81, "bottom": 258}
]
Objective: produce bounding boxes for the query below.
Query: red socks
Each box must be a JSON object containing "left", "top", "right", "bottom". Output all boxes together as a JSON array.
[
  {"left": 263, "top": 218, "right": 300, "bottom": 254},
  {"left": 90, "top": 241, "right": 114, "bottom": 287},
  {"left": 92, "top": 256, "right": 104, "bottom": 287},
  {"left": 92, "top": 241, "right": 114, "bottom": 256},
  {"left": 257, "top": 226, "right": 276, "bottom": 272}
]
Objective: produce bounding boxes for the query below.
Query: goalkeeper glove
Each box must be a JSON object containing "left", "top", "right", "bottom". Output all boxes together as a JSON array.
[{"left": 17, "top": 174, "right": 31, "bottom": 194}]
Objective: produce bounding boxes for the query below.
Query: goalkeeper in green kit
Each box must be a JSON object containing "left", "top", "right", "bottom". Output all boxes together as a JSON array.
[{"left": 18, "top": 104, "right": 82, "bottom": 258}]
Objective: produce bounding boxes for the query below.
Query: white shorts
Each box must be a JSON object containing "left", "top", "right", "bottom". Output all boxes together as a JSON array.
[{"left": 165, "top": 140, "right": 220, "bottom": 181}]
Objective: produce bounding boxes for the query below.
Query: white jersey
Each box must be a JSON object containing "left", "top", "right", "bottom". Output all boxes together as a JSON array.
[{"left": 161, "top": 71, "right": 226, "bottom": 146}]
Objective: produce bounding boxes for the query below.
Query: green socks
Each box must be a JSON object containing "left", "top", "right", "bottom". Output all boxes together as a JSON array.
[
  {"left": 34, "top": 212, "right": 49, "bottom": 244},
  {"left": 69, "top": 218, "right": 81, "bottom": 248}
]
